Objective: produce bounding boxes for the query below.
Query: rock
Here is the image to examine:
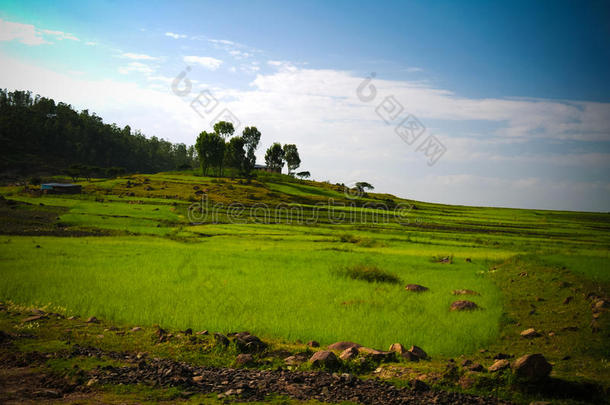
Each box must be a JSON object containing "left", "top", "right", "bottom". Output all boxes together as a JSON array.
[
  {"left": 235, "top": 353, "right": 254, "bottom": 366},
  {"left": 196, "top": 330, "right": 209, "bottom": 335},
  {"left": 512, "top": 354, "right": 552, "bottom": 381},
  {"left": 389, "top": 343, "right": 406, "bottom": 354},
  {"left": 408, "top": 345, "right": 428, "bottom": 360},
  {"left": 358, "top": 347, "right": 395, "bottom": 362},
  {"left": 328, "top": 341, "right": 361, "bottom": 351},
  {"left": 402, "top": 351, "right": 420, "bottom": 362},
  {"left": 22, "top": 314, "right": 47, "bottom": 323},
  {"left": 450, "top": 300, "right": 479, "bottom": 311},
  {"left": 494, "top": 353, "right": 512, "bottom": 360},
  {"left": 85, "top": 316, "right": 99, "bottom": 323},
  {"left": 214, "top": 333, "right": 230, "bottom": 347},
  {"left": 468, "top": 363, "right": 485, "bottom": 372},
  {"left": 340, "top": 346, "right": 359, "bottom": 360},
  {"left": 404, "top": 284, "right": 428, "bottom": 292},
  {"left": 309, "top": 350, "right": 340, "bottom": 369},
  {"left": 233, "top": 332, "right": 267, "bottom": 353},
  {"left": 489, "top": 359, "right": 510, "bottom": 372},
  {"left": 67, "top": 316, "right": 78, "bottom": 320},
  {"left": 594, "top": 299, "right": 608, "bottom": 310},
  {"left": 284, "top": 353, "right": 309, "bottom": 366},
  {"left": 86, "top": 378, "right": 98, "bottom": 387},
  {"left": 192, "top": 375, "right": 204, "bottom": 383},
  {"left": 183, "top": 328, "right": 193, "bottom": 335},
  {"left": 411, "top": 379, "right": 429, "bottom": 391},
  {"left": 131, "top": 327, "right": 142, "bottom": 332},
  {"left": 520, "top": 328, "right": 541, "bottom": 338},
  {"left": 452, "top": 289, "right": 480, "bottom": 296},
  {"left": 307, "top": 340, "right": 320, "bottom": 347},
  {"left": 461, "top": 359, "right": 472, "bottom": 367},
  {"left": 563, "top": 296, "right": 573, "bottom": 304}
]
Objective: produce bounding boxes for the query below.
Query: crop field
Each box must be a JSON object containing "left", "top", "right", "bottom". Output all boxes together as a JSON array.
[{"left": 1, "top": 172, "right": 609, "bottom": 361}]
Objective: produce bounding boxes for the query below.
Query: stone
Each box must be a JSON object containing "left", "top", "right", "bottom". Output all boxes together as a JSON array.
[
  {"left": 328, "top": 341, "right": 361, "bottom": 351},
  {"left": 512, "top": 354, "right": 552, "bottom": 381},
  {"left": 309, "top": 350, "right": 340, "bottom": 369},
  {"left": 594, "top": 299, "right": 608, "bottom": 310},
  {"left": 192, "top": 375, "right": 204, "bottom": 383},
  {"left": 520, "top": 328, "right": 541, "bottom": 338},
  {"left": 388, "top": 343, "right": 406, "bottom": 354},
  {"left": 196, "top": 330, "right": 209, "bottom": 335},
  {"left": 307, "top": 340, "right": 320, "bottom": 347},
  {"left": 235, "top": 353, "right": 254, "bottom": 366},
  {"left": 131, "top": 327, "right": 142, "bottom": 332},
  {"left": 339, "top": 346, "right": 359, "bottom": 360},
  {"left": 183, "top": 328, "right": 193, "bottom": 335},
  {"left": 408, "top": 345, "right": 428, "bottom": 360},
  {"left": 461, "top": 359, "right": 472, "bottom": 367},
  {"left": 488, "top": 359, "right": 510, "bottom": 372},
  {"left": 450, "top": 300, "right": 479, "bottom": 311},
  {"left": 22, "top": 314, "right": 46, "bottom": 323},
  {"left": 233, "top": 332, "right": 267, "bottom": 353},
  {"left": 452, "top": 289, "right": 480, "bottom": 296},
  {"left": 214, "top": 333, "right": 230, "bottom": 347},
  {"left": 358, "top": 347, "right": 395, "bottom": 362},
  {"left": 411, "top": 379, "right": 429, "bottom": 391},
  {"left": 402, "top": 351, "right": 420, "bottom": 362},
  {"left": 468, "top": 362, "right": 485, "bottom": 372},
  {"left": 85, "top": 316, "right": 99, "bottom": 323},
  {"left": 404, "top": 284, "right": 428, "bottom": 292}
]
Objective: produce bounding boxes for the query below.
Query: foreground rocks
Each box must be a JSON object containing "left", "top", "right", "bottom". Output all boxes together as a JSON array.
[
  {"left": 450, "top": 300, "right": 479, "bottom": 311},
  {"left": 512, "top": 354, "right": 552, "bottom": 381},
  {"left": 405, "top": 284, "right": 429, "bottom": 292}
]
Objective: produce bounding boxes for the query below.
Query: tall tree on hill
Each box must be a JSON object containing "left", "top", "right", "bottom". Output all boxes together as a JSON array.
[
  {"left": 224, "top": 136, "right": 247, "bottom": 173},
  {"left": 195, "top": 131, "right": 225, "bottom": 176},
  {"left": 213, "top": 121, "right": 235, "bottom": 139},
  {"left": 282, "top": 144, "right": 301, "bottom": 175},
  {"left": 242, "top": 126, "right": 261, "bottom": 175},
  {"left": 264, "top": 143, "right": 285, "bottom": 172}
]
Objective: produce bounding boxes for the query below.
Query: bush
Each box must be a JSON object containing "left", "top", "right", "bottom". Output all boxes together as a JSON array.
[{"left": 337, "top": 264, "right": 401, "bottom": 284}]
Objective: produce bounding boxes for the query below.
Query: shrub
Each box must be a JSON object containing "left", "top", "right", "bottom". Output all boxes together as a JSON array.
[{"left": 338, "top": 264, "right": 401, "bottom": 284}]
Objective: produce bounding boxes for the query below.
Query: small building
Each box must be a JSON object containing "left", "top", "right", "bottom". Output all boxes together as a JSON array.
[
  {"left": 254, "top": 164, "right": 281, "bottom": 174},
  {"left": 41, "top": 183, "right": 82, "bottom": 194}
]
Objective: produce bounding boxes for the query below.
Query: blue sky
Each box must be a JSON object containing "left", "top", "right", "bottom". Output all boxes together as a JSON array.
[{"left": 1, "top": 0, "right": 609, "bottom": 211}]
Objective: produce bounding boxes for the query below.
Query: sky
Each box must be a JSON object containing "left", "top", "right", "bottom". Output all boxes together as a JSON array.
[{"left": 1, "top": 0, "right": 609, "bottom": 212}]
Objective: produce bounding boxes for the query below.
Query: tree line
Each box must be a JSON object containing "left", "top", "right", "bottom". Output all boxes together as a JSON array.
[{"left": 0, "top": 89, "right": 196, "bottom": 175}]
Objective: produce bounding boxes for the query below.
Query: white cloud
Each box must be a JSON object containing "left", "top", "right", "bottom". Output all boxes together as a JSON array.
[
  {"left": 165, "top": 32, "right": 187, "bottom": 39},
  {"left": 40, "top": 28, "right": 79, "bottom": 41},
  {"left": 118, "top": 62, "right": 154, "bottom": 75},
  {"left": 405, "top": 67, "right": 423, "bottom": 73},
  {"left": 184, "top": 55, "right": 223, "bottom": 70},
  {"left": 85, "top": 41, "right": 97, "bottom": 46},
  {"left": 0, "top": 19, "right": 47, "bottom": 45},
  {"left": 120, "top": 52, "right": 159, "bottom": 61}
]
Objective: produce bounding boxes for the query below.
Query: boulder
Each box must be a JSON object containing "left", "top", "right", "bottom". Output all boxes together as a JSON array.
[
  {"left": 328, "top": 341, "right": 361, "bottom": 351},
  {"left": 450, "top": 300, "right": 479, "bottom": 311},
  {"left": 309, "top": 350, "right": 340, "bottom": 369},
  {"left": 233, "top": 332, "right": 267, "bottom": 353},
  {"left": 408, "top": 345, "right": 428, "bottom": 360},
  {"left": 520, "top": 328, "right": 541, "bottom": 338},
  {"left": 404, "top": 284, "right": 428, "bottom": 292},
  {"left": 388, "top": 343, "right": 406, "bottom": 355},
  {"left": 452, "top": 289, "right": 480, "bottom": 296},
  {"left": 339, "top": 346, "right": 359, "bottom": 360},
  {"left": 235, "top": 353, "right": 254, "bottom": 366},
  {"left": 488, "top": 359, "right": 510, "bottom": 372},
  {"left": 402, "top": 351, "right": 420, "bottom": 362},
  {"left": 512, "top": 354, "right": 552, "bottom": 381}
]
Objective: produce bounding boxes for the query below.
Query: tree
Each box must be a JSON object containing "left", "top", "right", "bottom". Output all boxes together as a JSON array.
[
  {"left": 213, "top": 121, "right": 235, "bottom": 139},
  {"left": 224, "top": 136, "right": 247, "bottom": 172},
  {"left": 264, "top": 143, "right": 285, "bottom": 172},
  {"left": 282, "top": 144, "right": 301, "bottom": 175},
  {"left": 195, "top": 131, "right": 225, "bottom": 176},
  {"left": 355, "top": 182, "right": 374, "bottom": 194},
  {"left": 296, "top": 171, "right": 310, "bottom": 180},
  {"left": 242, "top": 126, "right": 261, "bottom": 176}
]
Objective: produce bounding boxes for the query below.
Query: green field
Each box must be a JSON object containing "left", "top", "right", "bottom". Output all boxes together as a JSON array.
[{"left": 1, "top": 172, "right": 608, "bottom": 359}]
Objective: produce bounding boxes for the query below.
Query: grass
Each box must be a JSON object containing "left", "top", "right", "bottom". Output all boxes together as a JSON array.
[{"left": 0, "top": 171, "right": 609, "bottom": 361}]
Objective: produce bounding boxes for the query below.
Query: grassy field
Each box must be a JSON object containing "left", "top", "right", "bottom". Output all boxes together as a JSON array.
[{"left": 0, "top": 171, "right": 609, "bottom": 403}]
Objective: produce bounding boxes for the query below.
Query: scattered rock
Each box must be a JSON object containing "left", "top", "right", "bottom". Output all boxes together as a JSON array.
[
  {"left": 309, "top": 350, "right": 340, "bottom": 369},
  {"left": 358, "top": 347, "right": 395, "bottom": 362},
  {"left": 594, "top": 299, "right": 608, "bottom": 310},
  {"left": 520, "top": 328, "right": 541, "bottom": 338},
  {"left": 131, "top": 327, "right": 142, "bottom": 332},
  {"left": 404, "top": 284, "right": 428, "bottom": 292},
  {"left": 196, "top": 330, "right": 209, "bottom": 335},
  {"left": 22, "top": 314, "right": 47, "bottom": 323},
  {"left": 402, "top": 351, "right": 420, "bottom": 362},
  {"left": 450, "top": 300, "right": 479, "bottom": 311},
  {"left": 461, "top": 359, "right": 472, "bottom": 367},
  {"left": 328, "top": 341, "right": 361, "bottom": 351},
  {"left": 192, "top": 375, "right": 204, "bottom": 383},
  {"left": 235, "top": 353, "right": 254, "bottom": 367},
  {"left": 494, "top": 353, "right": 512, "bottom": 360},
  {"left": 307, "top": 340, "right": 320, "bottom": 347},
  {"left": 468, "top": 363, "right": 485, "bottom": 372},
  {"left": 388, "top": 343, "right": 406, "bottom": 355},
  {"left": 452, "top": 289, "right": 480, "bottom": 296},
  {"left": 214, "top": 333, "right": 230, "bottom": 347},
  {"left": 183, "top": 328, "right": 193, "bottom": 335},
  {"left": 512, "top": 354, "right": 552, "bottom": 381},
  {"left": 67, "top": 316, "right": 78, "bottom": 320},
  {"left": 233, "top": 332, "right": 267, "bottom": 353},
  {"left": 488, "top": 359, "right": 510, "bottom": 372},
  {"left": 340, "top": 346, "right": 359, "bottom": 361},
  {"left": 85, "top": 316, "right": 99, "bottom": 324},
  {"left": 284, "top": 353, "right": 309, "bottom": 366},
  {"left": 408, "top": 345, "right": 428, "bottom": 360}
]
